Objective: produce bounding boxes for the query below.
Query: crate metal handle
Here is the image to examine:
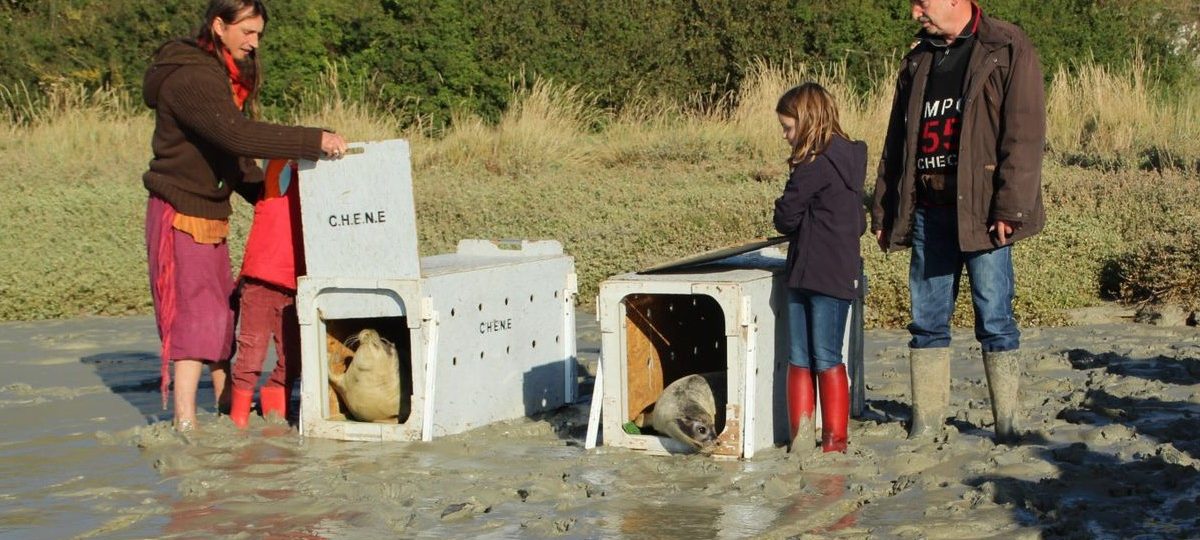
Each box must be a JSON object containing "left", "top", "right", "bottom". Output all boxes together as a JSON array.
[{"left": 322, "top": 146, "right": 366, "bottom": 160}]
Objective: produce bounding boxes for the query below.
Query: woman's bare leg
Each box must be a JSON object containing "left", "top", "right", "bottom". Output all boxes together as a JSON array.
[
  {"left": 210, "top": 360, "right": 231, "bottom": 414},
  {"left": 173, "top": 359, "right": 202, "bottom": 430}
]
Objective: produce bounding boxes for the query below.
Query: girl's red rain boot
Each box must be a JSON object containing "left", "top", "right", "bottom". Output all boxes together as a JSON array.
[
  {"left": 787, "top": 365, "right": 816, "bottom": 454},
  {"left": 818, "top": 364, "right": 850, "bottom": 453}
]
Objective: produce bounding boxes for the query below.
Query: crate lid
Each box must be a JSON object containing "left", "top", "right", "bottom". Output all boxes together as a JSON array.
[
  {"left": 298, "top": 139, "right": 421, "bottom": 281},
  {"left": 637, "top": 236, "right": 788, "bottom": 274}
]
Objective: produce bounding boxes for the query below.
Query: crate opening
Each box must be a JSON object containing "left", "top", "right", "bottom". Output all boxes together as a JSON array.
[
  {"left": 324, "top": 316, "right": 413, "bottom": 424},
  {"left": 622, "top": 293, "right": 728, "bottom": 440}
]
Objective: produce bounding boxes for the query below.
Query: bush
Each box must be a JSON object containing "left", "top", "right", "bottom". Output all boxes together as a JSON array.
[
  {"left": 1111, "top": 227, "right": 1200, "bottom": 310},
  {"left": 2, "top": 0, "right": 1196, "bottom": 128}
]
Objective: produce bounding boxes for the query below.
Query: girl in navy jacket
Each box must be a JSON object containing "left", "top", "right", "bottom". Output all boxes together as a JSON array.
[{"left": 773, "top": 83, "right": 867, "bottom": 453}]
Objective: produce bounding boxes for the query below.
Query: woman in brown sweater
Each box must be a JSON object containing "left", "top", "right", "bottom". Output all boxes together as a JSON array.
[{"left": 143, "top": 0, "right": 347, "bottom": 432}]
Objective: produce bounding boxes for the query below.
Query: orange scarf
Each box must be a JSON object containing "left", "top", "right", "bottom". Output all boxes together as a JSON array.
[{"left": 221, "top": 49, "right": 251, "bottom": 110}]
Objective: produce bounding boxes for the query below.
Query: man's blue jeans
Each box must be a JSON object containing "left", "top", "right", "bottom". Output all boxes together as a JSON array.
[
  {"left": 908, "top": 206, "right": 1019, "bottom": 352},
  {"left": 787, "top": 288, "right": 851, "bottom": 372}
]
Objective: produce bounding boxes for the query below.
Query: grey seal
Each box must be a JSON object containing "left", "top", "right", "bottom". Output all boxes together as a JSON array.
[
  {"left": 328, "top": 329, "right": 402, "bottom": 423},
  {"left": 644, "top": 372, "right": 726, "bottom": 453}
]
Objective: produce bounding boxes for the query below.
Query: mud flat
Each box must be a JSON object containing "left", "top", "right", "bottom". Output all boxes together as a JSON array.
[{"left": 1, "top": 310, "right": 1198, "bottom": 539}]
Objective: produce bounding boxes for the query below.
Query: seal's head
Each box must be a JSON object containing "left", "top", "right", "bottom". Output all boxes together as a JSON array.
[
  {"left": 650, "top": 373, "right": 722, "bottom": 454},
  {"left": 348, "top": 329, "right": 397, "bottom": 365},
  {"left": 673, "top": 414, "right": 718, "bottom": 451}
]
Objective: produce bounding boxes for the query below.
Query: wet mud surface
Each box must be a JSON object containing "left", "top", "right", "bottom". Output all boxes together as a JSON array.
[{"left": 1, "top": 312, "right": 1198, "bottom": 538}]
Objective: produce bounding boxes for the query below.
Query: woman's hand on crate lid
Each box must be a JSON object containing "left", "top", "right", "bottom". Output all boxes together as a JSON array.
[{"left": 321, "top": 131, "right": 349, "bottom": 159}]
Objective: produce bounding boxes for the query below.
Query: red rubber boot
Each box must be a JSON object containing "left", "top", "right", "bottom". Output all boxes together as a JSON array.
[
  {"left": 229, "top": 386, "right": 253, "bottom": 430},
  {"left": 787, "top": 365, "right": 816, "bottom": 454},
  {"left": 259, "top": 385, "right": 288, "bottom": 421},
  {"left": 818, "top": 364, "right": 850, "bottom": 453}
]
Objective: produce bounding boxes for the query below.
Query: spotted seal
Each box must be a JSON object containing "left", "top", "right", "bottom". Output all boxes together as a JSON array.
[
  {"left": 328, "top": 329, "right": 401, "bottom": 423},
  {"left": 643, "top": 372, "right": 726, "bottom": 453}
]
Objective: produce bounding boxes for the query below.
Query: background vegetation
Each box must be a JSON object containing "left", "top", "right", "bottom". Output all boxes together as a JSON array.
[
  {"left": 1, "top": 1, "right": 1199, "bottom": 324},
  {"left": 2, "top": 0, "right": 1198, "bottom": 126}
]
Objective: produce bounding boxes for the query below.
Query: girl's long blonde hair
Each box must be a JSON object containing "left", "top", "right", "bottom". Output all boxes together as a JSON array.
[{"left": 776, "top": 82, "right": 848, "bottom": 167}]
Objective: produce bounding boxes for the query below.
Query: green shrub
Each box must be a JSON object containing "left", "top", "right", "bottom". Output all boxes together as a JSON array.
[
  {"left": 4, "top": 57, "right": 1200, "bottom": 325},
  {"left": 2, "top": 1, "right": 1196, "bottom": 128},
  {"left": 1111, "top": 227, "right": 1200, "bottom": 310}
]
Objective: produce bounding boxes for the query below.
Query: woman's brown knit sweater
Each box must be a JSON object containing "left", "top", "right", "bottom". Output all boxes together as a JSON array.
[{"left": 142, "top": 39, "right": 325, "bottom": 219}]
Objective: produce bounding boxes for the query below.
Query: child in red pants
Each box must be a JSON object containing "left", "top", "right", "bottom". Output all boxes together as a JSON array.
[{"left": 230, "top": 159, "right": 304, "bottom": 428}]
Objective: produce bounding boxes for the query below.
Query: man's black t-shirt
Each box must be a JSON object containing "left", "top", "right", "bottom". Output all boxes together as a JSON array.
[{"left": 915, "top": 8, "right": 978, "bottom": 205}]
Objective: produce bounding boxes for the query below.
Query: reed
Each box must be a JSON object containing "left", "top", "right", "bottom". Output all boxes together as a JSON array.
[
  {"left": 1046, "top": 54, "right": 1200, "bottom": 171},
  {"left": 2, "top": 58, "right": 1197, "bottom": 323}
]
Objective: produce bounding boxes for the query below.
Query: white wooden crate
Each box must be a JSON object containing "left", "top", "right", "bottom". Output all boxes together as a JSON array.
[
  {"left": 294, "top": 140, "right": 576, "bottom": 442},
  {"left": 296, "top": 277, "right": 428, "bottom": 442},
  {"left": 418, "top": 239, "right": 577, "bottom": 438},
  {"left": 593, "top": 248, "right": 787, "bottom": 459},
  {"left": 591, "top": 246, "right": 853, "bottom": 459}
]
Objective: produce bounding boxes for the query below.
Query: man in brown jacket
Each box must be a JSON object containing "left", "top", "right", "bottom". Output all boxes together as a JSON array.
[{"left": 871, "top": 0, "right": 1045, "bottom": 444}]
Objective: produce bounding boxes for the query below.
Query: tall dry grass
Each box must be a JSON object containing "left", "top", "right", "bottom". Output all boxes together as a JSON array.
[
  {"left": 418, "top": 77, "right": 603, "bottom": 173},
  {"left": 1046, "top": 54, "right": 1200, "bottom": 170},
  {"left": 2, "top": 58, "right": 1198, "bottom": 322},
  {"left": 286, "top": 62, "right": 422, "bottom": 144},
  {"left": 422, "top": 59, "right": 896, "bottom": 174},
  {"left": 728, "top": 59, "right": 893, "bottom": 164}
]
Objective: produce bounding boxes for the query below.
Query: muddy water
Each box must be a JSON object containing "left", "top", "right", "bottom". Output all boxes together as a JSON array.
[
  {"left": 2, "top": 310, "right": 1199, "bottom": 538},
  {"left": 0, "top": 318, "right": 174, "bottom": 539}
]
